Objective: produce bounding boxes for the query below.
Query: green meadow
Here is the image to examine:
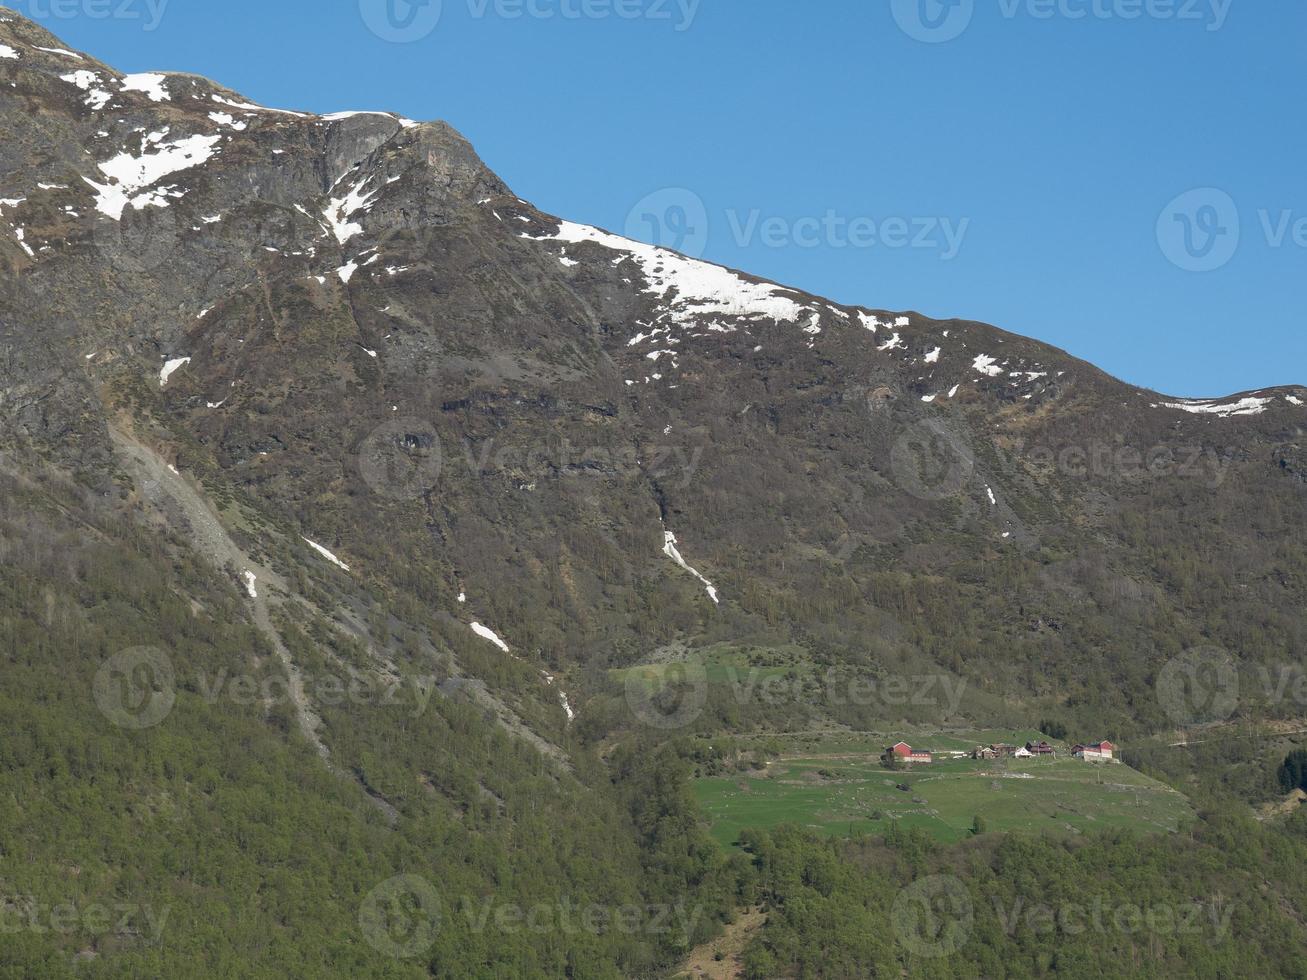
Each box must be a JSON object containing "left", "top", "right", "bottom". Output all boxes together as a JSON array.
[{"left": 694, "top": 734, "right": 1194, "bottom": 846}]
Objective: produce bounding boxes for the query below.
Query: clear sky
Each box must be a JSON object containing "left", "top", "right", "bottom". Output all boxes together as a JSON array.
[{"left": 19, "top": 0, "right": 1303, "bottom": 397}]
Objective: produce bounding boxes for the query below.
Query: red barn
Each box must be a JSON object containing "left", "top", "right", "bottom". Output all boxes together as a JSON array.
[
  {"left": 1072, "top": 741, "right": 1115, "bottom": 761},
  {"left": 887, "top": 741, "right": 933, "bottom": 764}
]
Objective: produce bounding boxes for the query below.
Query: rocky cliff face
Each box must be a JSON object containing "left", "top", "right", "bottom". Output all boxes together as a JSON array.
[{"left": 3, "top": 5, "right": 1306, "bottom": 750}]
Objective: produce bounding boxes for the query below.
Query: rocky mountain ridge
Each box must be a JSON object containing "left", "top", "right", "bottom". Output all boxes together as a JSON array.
[{"left": 3, "top": 6, "right": 1306, "bottom": 746}]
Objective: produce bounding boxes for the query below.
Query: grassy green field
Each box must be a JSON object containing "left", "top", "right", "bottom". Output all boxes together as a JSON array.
[{"left": 694, "top": 735, "right": 1194, "bottom": 846}]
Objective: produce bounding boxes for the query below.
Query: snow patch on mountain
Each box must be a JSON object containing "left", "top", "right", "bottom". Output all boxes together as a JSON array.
[
  {"left": 973, "top": 354, "right": 1004, "bottom": 377},
  {"left": 207, "top": 111, "right": 248, "bottom": 131},
  {"left": 662, "top": 529, "right": 719, "bottom": 605},
  {"left": 303, "top": 538, "right": 351, "bottom": 571},
  {"left": 159, "top": 357, "right": 190, "bottom": 387},
  {"left": 324, "top": 173, "right": 380, "bottom": 244},
  {"left": 1157, "top": 396, "right": 1271, "bottom": 418},
  {"left": 525, "top": 220, "right": 807, "bottom": 328},
  {"left": 84, "top": 132, "right": 221, "bottom": 220},
  {"left": 59, "top": 69, "right": 112, "bottom": 110},
  {"left": 322, "top": 110, "right": 417, "bottom": 128},
  {"left": 120, "top": 72, "right": 169, "bottom": 102},
  {"left": 470, "top": 622, "right": 510, "bottom": 653},
  {"left": 211, "top": 93, "right": 309, "bottom": 118}
]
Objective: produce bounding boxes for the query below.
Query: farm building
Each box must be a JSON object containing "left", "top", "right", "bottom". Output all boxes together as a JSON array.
[
  {"left": 1026, "top": 741, "right": 1056, "bottom": 756},
  {"left": 1072, "top": 741, "right": 1116, "bottom": 761},
  {"left": 885, "top": 742, "right": 933, "bottom": 764}
]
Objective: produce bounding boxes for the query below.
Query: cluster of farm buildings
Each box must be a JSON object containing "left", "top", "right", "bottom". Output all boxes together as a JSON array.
[{"left": 884, "top": 740, "right": 1117, "bottom": 765}]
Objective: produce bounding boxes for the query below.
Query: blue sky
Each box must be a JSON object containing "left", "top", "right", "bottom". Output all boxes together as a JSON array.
[{"left": 21, "top": 0, "right": 1303, "bottom": 396}]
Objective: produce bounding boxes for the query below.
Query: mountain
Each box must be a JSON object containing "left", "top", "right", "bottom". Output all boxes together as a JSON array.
[{"left": 3, "top": 10, "right": 1307, "bottom": 978}]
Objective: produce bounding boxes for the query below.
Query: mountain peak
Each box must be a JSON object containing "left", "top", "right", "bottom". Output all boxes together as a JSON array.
[{"left": 2, "top": 13, "right": 1302, "bottom": 490}]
